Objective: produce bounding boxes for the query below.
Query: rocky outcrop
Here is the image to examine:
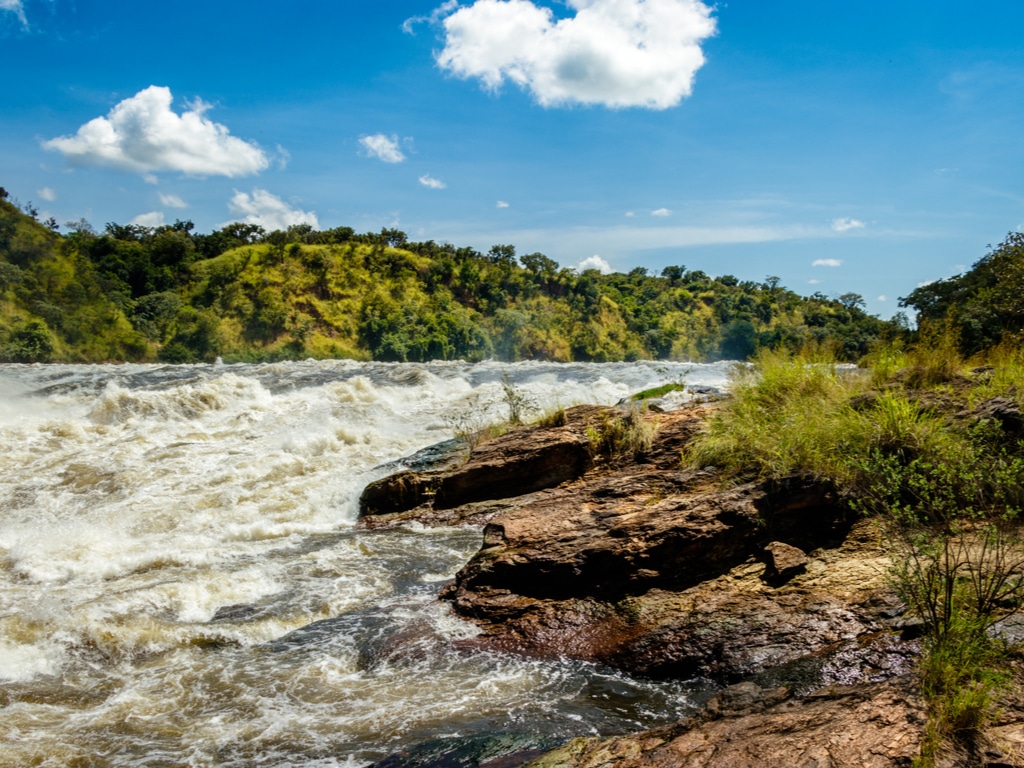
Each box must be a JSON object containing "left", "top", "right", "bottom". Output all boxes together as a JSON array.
[
  {"left": 358, "top": 401, "right": 934, "bottom": 766},
  {"left": 443, "top": 514, "right": 902, "bottom": 683},
  {"left": 359, "top": 406, "right": 611, "bottom": 522},
  {"left": 444, "top": 474, "right": 841, "bottom": 604}
]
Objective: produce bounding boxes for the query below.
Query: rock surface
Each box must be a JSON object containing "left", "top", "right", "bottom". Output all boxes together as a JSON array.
[
  {"left": 527, "top": 678, "right": 925, "bottom": 768},
  {"left": 762, "top": 540, "right": 809, "bottom": 584}
]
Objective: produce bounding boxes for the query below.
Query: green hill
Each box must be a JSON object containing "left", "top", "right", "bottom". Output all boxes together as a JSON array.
[{"left": 0, "top": 187, "right": 898, "bottom": 364}]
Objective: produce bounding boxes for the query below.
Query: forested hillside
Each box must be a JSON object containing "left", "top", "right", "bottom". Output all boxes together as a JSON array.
[
  {"left": 900, "top": 231, "right": 1024, "bottom": 354},
  {"left": 0, "top": 187, "right": 899, "bottom": 364}
]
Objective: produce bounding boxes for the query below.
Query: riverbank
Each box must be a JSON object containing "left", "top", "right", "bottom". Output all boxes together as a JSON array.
[{"left": 360, "top": 385, "right": 1024, "bottom": 767}]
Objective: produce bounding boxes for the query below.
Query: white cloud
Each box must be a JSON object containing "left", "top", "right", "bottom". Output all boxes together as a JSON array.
[
  {"left": 496, "top": 200, "right": 510, "bottom": 208},
  {"left": 0, "top": 0, "right": 27, "bottom": 26},
  {"left": 651, "top": 208, "right": 672, "bottom": 217},
  {"left": 812, "top": 258, "right": 843, "bottom": 267},
  {"left": 403, "top": 0, "right": 460, "bottom": 33},
  {"left": 807, "top": 279, "right": 822, "bottom": 285},
  {"left": 42, "top": 86, "right": 269, "bottom": 178},
  {"left": 37, "top": 187, "right": 56, "bottom": 202},
  {"left": 877, "top": 295, "right": 887, "bottom": 302},
  {"left": 276, "top": 144, "right": 291, "bottom": 170},
  {"left": 143, "top": 173, "right": 159, "bottom": 185},
  {"left": 577, "top": 254, "right": 612, "bottom": 274},
  {"left": 131, "top": 211, "right": 165, "bottom": 228},
  {"left": 419, "top": 174, "right": 447, "bottom": 189},
  {"left": 625, "top": 211, "right": 635, "bottom": 217},
  {"left": 159, "top": 192, "right": 188, "bottom": 209},
  {"left": 359, "top": 134, "right": 406, "bottom": 163},
  {"left": 227, "top": 189, "right": 319, "bottom": 231},
  {"left": 435, "top": 0, "right": 716, "bottom": 109},
  {"left": 831, "top": 217, "right": 865, "bottom": 232}
]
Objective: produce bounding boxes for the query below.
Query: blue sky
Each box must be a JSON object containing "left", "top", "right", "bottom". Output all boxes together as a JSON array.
[{"left": 2, "top": 0, "right": 1023, "bottom": 319}]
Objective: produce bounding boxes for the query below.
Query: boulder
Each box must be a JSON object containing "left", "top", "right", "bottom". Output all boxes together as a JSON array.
[
  {"left": 433, "top": 426, "right": 591, "bottom": 509},
  {"left": 762, "top": 541, "right": 809, "bottom": 585},
  {"left": 359, "top": 469, "right": 441, "bottom": 516}
]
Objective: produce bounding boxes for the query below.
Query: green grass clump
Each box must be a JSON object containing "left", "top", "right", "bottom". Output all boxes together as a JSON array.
[
  {"left": 629, "top": 382, "right": 687, "bottom": 401},
  {"left": 687, "top": 346, "right": 873, "bottom": 482},
  {"left": 588, "top": 406, "right": 656, "bottom": 460}
]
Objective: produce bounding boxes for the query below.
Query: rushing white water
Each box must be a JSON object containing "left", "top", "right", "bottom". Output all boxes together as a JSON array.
[{"left": 0, "top": 360, "right": 732, "bottom": 767}]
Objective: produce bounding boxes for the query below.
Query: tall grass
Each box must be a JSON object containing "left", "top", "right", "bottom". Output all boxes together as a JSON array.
[{"left": 687, "top": 339, "right": 1024, "bottom": 765}]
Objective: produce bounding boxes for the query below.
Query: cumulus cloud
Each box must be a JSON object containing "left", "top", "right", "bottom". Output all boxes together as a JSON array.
[
  {"left": 808, "top": 279, "right": 822, "bottom": 285},
  {"left": 227, "top": 189, "right": 318, "bottom": 231},
  {"left": 435, "top": 0, "right": 716, "bottom": 109},
  {"left": 877, "top": 295, "right": 888, "bottom": 302},
  {"left": 496, "top": 200, "right": 510, "bottom": 208},
  {"left": 419, "top": 174, "right": 447, "bottom": 189},
  {"left": 813, "top": 258, "right": 843, "bottom": 267},
  {"left": 131, "top": 211, "right": 165, "bottom": 228},
  {"left": 359, "top": 134, "right": 406, "bottom": 163},
  {"left": 831, "top": 217, "right": 865, "bottom": 232},
  {"left": 625, "top": 211, "right": 635, "bottom": 217},
  {"left": 0, "top": 0, "right": 27, "bottom": 26},
  {"left": 577, "top": 254, "right": 612, "bottom": 274},
  {"left": 159, "top": 192, "right": 188, "bottom": 209},
  {"left": 651, "top": 207, "right": 672, "bottom": 217},
  {"left": 42, "top": 86, "right": 269, "bottom": 178},
  {"left": 37, "top": 187, "right": 56, "bottom": 202}
]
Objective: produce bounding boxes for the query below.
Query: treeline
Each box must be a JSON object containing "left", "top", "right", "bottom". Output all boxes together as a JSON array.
[
  {"left": 900, "top": 231, "right": 1024, "bottom": 355},
  {"left": 0, "top": 186, "right": 901, "bottom": 364}
]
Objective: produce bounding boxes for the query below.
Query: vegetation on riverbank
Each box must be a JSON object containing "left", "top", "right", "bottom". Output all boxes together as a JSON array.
[
  {"left": 0, "top": 186, "right": 898, "bottom": 364},
  {"left": 687, "top": 336, "right": 1024, "bottom": 765}
]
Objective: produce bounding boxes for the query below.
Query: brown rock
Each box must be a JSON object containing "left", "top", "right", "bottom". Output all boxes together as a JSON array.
[
  {"left": 433, "top": 426, "right": 591, "bottom": 509},
  {"left": 359, "top": 469, "right": 441, "bottom": 516},
  {"left": 445, "top": 475, "right": 840, "bottom": 604},
  {"left": 762, "top": 541, "right": 809, "bottom": 585},
  {"left": 528, "top": 677, "right": 924, "bottom": 768},
  {"left": 447, "top": 518, "right": 902, "bottom": 683}
]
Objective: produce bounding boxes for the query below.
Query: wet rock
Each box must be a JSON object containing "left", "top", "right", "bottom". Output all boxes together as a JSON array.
[
  {"left": 371, "top": 733, "right": 561, "bottom": 768},
  {"left": 360, "top": 438, "right": 470, "bottom": 517},
  {"left": 528, "top": 677, "right": 924, "bottom": 768},
  {"left": 360, "top": 470, "right": 444, "bottom": 516},
  {"left": 761, "top": 541, "right": 809, "bottom": 585}
]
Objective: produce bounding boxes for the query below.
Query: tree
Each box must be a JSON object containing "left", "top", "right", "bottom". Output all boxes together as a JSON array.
[
  {"left": 520, "top": 251, "right": 559, "bottom": 277},
  {"left": 838, "top": 292, "right": 866, "bottom": 311},
  {"left": 487, "top": 244, "right": 516, "bottom": 267}
]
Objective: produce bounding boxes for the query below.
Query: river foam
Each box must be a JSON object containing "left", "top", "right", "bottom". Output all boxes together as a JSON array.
[{"left": 0, "top": 359, "right": 730, "bottom": 766}]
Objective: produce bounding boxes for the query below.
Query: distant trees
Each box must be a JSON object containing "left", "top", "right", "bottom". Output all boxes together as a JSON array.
[{"left": 0, "top": 191, "right": 907, "bottom": 364}]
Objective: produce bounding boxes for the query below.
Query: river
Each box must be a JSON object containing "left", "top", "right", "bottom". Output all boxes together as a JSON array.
[{"left": 0, "top": 359, "right": 732, "bottom": 767}]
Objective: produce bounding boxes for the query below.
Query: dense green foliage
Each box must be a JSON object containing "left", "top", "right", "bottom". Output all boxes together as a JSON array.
[
  {"left": 0, "top": 188, "right": 897, "bottom": 364},
  {"left": 901, "top": 231, "right": 1024, "bottom": 354}
]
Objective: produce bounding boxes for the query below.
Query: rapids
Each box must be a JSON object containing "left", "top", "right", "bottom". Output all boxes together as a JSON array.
[{"left": 0, "top": 359, "right": 731, "bottom": 767}]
